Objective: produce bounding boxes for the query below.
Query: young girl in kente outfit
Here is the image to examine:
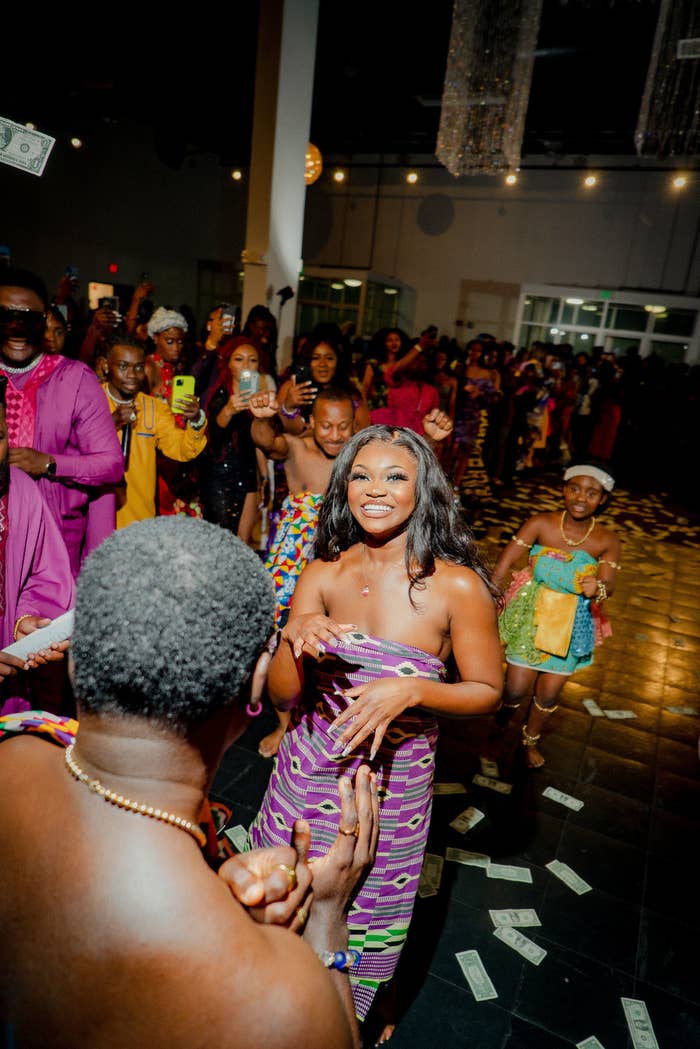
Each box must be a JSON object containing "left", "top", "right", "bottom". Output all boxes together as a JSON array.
[{"left": 493, "top": 464, "right": 621, "bottom": 769}]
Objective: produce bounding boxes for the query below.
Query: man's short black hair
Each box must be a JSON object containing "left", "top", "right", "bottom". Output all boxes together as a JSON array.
[
  {"left": 0, "top": 267, "right": 48, "bottom": 308},
  {"left": 72, "top": 518, "right": 275, "bottom": 733}
]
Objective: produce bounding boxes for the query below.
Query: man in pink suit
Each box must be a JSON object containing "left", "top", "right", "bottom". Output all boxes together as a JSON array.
[{"left": 0, "top": 268, "right": 123, "bottom": 576}]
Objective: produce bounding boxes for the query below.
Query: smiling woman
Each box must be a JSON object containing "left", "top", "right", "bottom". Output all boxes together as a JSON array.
[{"left": 250, "top": 424, "right": 502, "bottom": 1037}]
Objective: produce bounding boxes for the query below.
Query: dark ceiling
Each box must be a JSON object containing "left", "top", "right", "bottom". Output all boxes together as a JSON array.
[{"left": 0, "top": 0, "right": 663, "bottom": 171}]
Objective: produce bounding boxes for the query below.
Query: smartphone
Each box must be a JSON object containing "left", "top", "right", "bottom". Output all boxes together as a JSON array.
[
  {"left": 221, "top": 305, "right": 236, "bottom": 335},
  {"left": 293, "top": 365, "right": 313, "bottom": 386},
  {"left": 171, "top": 374, "right": 195, "bottom": 410},
  {"left": 99, "top": 295, "right": 120, "bottom": 312},
  {"left": 239, "top": 370, "right": 259, "bottom": 396}
]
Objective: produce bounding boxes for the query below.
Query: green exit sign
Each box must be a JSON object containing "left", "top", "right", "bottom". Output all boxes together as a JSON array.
[{"left": 599, "top": 290, "right": 612, "bottom": 300}]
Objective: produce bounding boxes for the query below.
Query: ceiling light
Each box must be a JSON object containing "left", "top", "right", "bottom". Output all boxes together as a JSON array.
[
  {"left": 231, "top": 169, "right": 243, "bottom": 181},
  {"left": 581, "top": 304, "right": 599, "bottom": 312},
  {"left": 644, "top": 304, "right": 666, "bottom": 314},
  {"left": 566, "top": 298, "right": 584, "bottom": 305},
  {"left": 344, "top": 278, "right": 363, "bottom": 288},
  {"left": 505, "top": 173, "right": 518, "bottom": 185},
  {"left": 332, "top": 170, "right": 346, "bottom": 183},
  {"left": 672, "top": 175, "right": 688, "bottom": 189},
  {"left": 583, "top": 175, "right": 597, "bottom": 188},
  {"left": 384, "top": 287, "right": 399, "bottom": 295},
  {"left": 25, "top": 122, "right": 36, "bottom": 130},
  {"left": 406, "top": 171, "right": 419, "bottom": 184},
  {"left": 550, "top": 328, "right": 559, "bottom": 335},
  {"left": 70, "top": 137, "right": 83, "bottom": 149},
  {"left": 331, "top": 282, "right": 344, "bottom": 290},
  {"left": 580, "top": 334, "right": 590, "bottom": 341}
]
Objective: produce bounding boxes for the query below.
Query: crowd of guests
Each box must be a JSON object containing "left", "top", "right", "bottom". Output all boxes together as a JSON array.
[{"left": 0, "top": 264, "right": 686, "bottom": 1046}]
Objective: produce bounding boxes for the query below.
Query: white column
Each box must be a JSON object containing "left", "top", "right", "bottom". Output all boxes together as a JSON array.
[{"left": 242, "top": 0, "right": 319, "bottom": 370}]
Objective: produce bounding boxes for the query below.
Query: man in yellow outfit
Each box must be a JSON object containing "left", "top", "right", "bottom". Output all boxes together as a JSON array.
[{"left": 101, "top": 337, "right": 207, "bottom": 528}]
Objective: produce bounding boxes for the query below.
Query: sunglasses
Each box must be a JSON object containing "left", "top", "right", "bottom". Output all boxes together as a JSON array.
[{"left": 0, "top": 305, "right": 46, "bottom": 323}]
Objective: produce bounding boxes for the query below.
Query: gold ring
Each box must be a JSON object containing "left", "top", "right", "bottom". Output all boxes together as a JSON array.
[
  {"left": 339, "top": 824, "right": 360, "bottom": 838},
  {"left": 277, "top": 863, "right": 297, "bottom": 891},
  {"left": 296, "top": 906, "right": 308, "bottom": 927}
]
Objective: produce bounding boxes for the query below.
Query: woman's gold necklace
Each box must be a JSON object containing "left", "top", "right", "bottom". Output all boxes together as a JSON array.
[
  {"left": 64, "top": 744, "right": 206, "bottom": 847},
  {"left": 559, "top": 510, "right": 595, "bottom": 548}
]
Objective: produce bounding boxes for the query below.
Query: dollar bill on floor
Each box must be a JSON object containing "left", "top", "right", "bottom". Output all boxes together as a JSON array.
[
  {"left": 0, "top": 116, "right": 55, "bottom": 176},
  {"left": 621, "top": 998, "right": 660, "bottom": 1049},
  {"left": 445, "top": 846, "right": 490, "bottom": 868},
  {"left": 433, "top": 782, "right": 468, "bottom": 794},
  {"left": 576, "top": 1037, "right": 606, "bottom": 1049},
  {"left": 546, "top": 859, "right": 592, "bottom": 895},
  {"left": 487, "top": 863, "right": 533, "bottom": 883},
  {"left": 418, "top": 852, "right": 444, "bottom": 898},
  {"left": 450, "top": 806, "right": 485, "bottom": 834},
  {"left": 542, "top": 786, "right": 584, "bottom": 811},
  {"left": 224, "top": 824, "right": 250, "bottom": 852},
  {"left": 493, "top": 926, "right": 546, "bottom": 965},
  {"left": 582, "top": 698, "right": 605, "bottom": 717},
  {"left": 455, "top": 950, "right": 498, "bottom": 1001},
  {"left": 472, "top": 773, "right": 512, "bottom": 794},
  {"left": 605, "top": 709, "right": 637, "bottom": 719},
  {"left": 489, "top": 908, "right": 541, "bottom": 928},
  {"left": 665, "top": 705, "right": 697, "bottom": 716},
  {"left": 479, "top": 756, "right": 499, "bottom": 778}
]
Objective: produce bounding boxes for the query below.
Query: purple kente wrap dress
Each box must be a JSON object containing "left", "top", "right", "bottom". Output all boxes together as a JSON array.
[{"left": 250, "top": 631, "right": 446, "bottom": 1019}]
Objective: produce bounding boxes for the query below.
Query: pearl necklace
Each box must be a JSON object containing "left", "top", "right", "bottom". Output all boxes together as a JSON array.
[
  {"left": 64, "top": 744, "right": 206, "bottom": 848},
  {"left": 0, "top": 352, "right": 45, "bottom": 375},
  {"left": 559, "top": 510, "right": 595, "bottom": 548}
]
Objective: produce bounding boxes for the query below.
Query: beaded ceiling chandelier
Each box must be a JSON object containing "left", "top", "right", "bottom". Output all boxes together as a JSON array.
[
  {"left": 635, "top": 0, "right": 700, "bottom": 158},
  {"left": 436, "top": 0, "right": 544, "bottom": 177}
]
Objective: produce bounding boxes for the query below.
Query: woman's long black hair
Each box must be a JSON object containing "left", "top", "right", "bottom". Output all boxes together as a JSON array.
[{"left": 316, "top": 425, "right": 501, "bottom": 606}]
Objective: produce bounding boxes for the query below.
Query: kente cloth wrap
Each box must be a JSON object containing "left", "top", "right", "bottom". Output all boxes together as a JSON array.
[
  {"left": 264, "top": 492, "right": 323, "bottom": 628},
  {"left": 250, "top": 632, "right": 446, "bottom": 1018},
  {"left": 0, "top": 711, "right": 221, "bottom": 860},
  {"left": 2, "top": 355, "right": 62, "bottom": 447},
  {"left": 499, "top": 544, "right": 611, "bottom": 676}
]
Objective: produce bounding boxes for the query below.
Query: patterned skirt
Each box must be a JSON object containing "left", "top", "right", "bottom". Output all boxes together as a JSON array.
[{"left": 250, "top": 632, "right": 446, "bottom": 1018}]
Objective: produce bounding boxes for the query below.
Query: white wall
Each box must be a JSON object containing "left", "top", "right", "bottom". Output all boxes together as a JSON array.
[{"left": 302, "top": 163, "right": 700, "bottom": 339}]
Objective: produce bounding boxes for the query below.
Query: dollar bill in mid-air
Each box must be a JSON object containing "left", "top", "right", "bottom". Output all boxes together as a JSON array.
[{"left": 0, "top": 116, "right": 55, "bottom": 177}]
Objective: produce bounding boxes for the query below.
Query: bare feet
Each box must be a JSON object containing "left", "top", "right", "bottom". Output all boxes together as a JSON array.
[
  {"left": 258, "top": 724, "right": 287, "bottom": 758},
  {"left": 375, "top": 1023, "right": 395, "bottom": 1045},
  {"left": 524, "top": 744, "right": 545, "bottom": 769}
]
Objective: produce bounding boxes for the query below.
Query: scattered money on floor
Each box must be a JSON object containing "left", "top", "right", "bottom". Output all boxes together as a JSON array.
[
  {"left": 493, "top": 925, "right": 547, "bottom": 965},
  {"left": 455, "top": 950, "right": 498, "bottom": 1001}
]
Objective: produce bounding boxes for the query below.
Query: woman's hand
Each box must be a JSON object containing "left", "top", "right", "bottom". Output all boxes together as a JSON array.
[
  {"left": 282, "top": 613, "right": 357, "bottom": 660},
  {"left": 331, "top": 677, "right": 421, "bottom": 760},
  {"left": 284, "top": 379, "right": 317, "bottom": 411},
  {"left": 227, "top": 391, "right": 253, "bottom": 414},
  {"left": 24, "top": 640, "right": 70, "bottom": 668},
  {"left": 218, "top": 824, "right": 313, "bottom": 931},
  {"left": 308, "top": 765, "right": 379, "bottom": 913}
]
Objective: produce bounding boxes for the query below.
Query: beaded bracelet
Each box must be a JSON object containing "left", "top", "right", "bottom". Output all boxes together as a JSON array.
[
  {"left": 279, "top": 402, "right": 301, "bottom": 419},
  {"left": 594, "top": 579, "right": 608, "bottom": 604},
  {"left": 511, "top": 535, "right": 531, "bottom": 550},
  {"left": 317, "top": 949, "right": 361, "bottom": 971}
]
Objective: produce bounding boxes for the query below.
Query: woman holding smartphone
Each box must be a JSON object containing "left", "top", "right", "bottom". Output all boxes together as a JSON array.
[{"left": 200, "top": 338, "right": 273, "bottom": 540}]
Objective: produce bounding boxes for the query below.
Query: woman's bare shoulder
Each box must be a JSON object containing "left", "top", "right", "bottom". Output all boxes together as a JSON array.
[{"left": 433, "top": 560, "right": 492, "bottom": 600}]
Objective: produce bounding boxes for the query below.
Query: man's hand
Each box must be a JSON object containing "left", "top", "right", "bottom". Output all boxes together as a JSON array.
[
  {"left": 173, "top": 394, "right": 201, "bottom": 421},
  {"left": 9, "top": 448, "right": 54, "bottom": 478},
  {"left": 218, "top": 825, "right": 313, "bottom": 931},
  {"left": 113, "top": 403, "right": 136, "bottom": 430},
  {"left": 249, "top": 391, "right": 279, "bottom": 419},
  {"left": 422, "top": 408, "right": 454, "bottom": 443}
]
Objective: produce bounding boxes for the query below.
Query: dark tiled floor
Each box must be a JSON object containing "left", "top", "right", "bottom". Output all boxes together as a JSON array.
[{"left": 214, "top": 483, "right": 700, "bottom": 1047}]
